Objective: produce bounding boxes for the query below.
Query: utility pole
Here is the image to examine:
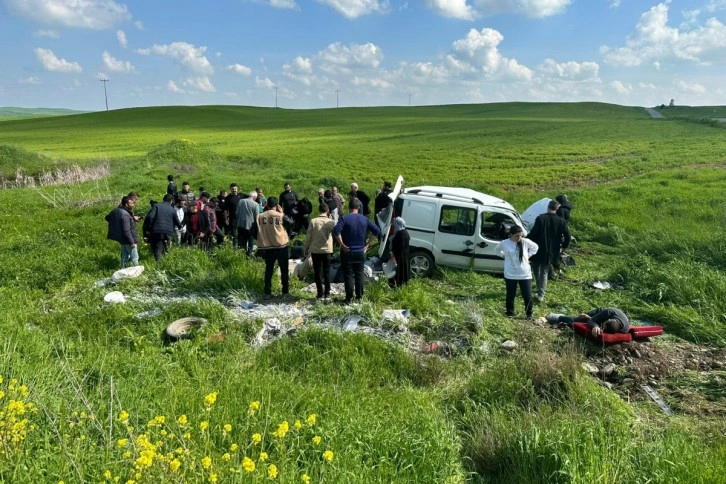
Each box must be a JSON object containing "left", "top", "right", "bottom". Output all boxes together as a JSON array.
[
  {"left": 100, "top": 78, "right": 109, "bottom": 111},
  {"left": 274, "top": 86, "right": 278, "bottom": 108},
  {"left": 336, "top": 89, "right": 339, "bottom": 108}
]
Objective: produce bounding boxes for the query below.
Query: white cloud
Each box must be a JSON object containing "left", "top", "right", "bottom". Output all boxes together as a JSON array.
[
  {"left": 675, "top": 80, "right": 706, "bottom": 94},
  {"left": 34, "top": 47, "right": 82, "bottom": 72},
  {"left": 184, "top": 76, "right": 216, "bottom": 92},
  {"left": 102, "top": 51, "right": 135, "bottom": 73},
  {"left": 318, "top": 42, "right": 383, "bottom": 75},
  {"left": 538, "top": 59, "right": 599, "bottom": 81},
  {"left": 609, "top": 80, "right": 632, "bottom": 94},
  {"left": 283, "top": 56, "right": 314, "bottom": 85},
  {"left": 449, "top": 28, "right": 532, "bottom": 80},
  {"left": 603, "top": 2, "right": 726, "bottom": 67},
  {"left": 33, "top": 29, "right": 59, "bottom": 38},
  {"left": 427, "top": 0, "right": 571, "bottom": 20},
  {"left": 255, "top": 76, "right": 276, "bottom": 89},
  {"left": 117, "top": 30, "right": 127, "bottom": 48},
  {"left": 137, "top": 42, "right": 213, "bottom": 74},
  {"left": 269, "top": 0, "right": 298, "bottom": 8},
  {"left": 227, "top": 63, "right": 252, "bottom": 76},
  {"left": 134, "top": 20, "right": 144, "bottom": 30},
  {"left": 6, "top": 0, "right": 131, "bottom": 29},
  {"left": 168, "top": 80, "right": 185, "bottom": 93},
  {"left": 20, "top": 76, "right": 41, "bottom": 84},
  {"left": 316, "top": 0, "right": 388, "bottom": 19}
]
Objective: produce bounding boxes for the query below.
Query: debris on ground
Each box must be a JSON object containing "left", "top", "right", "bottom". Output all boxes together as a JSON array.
[
  {"left": 592, "top": 281, "right": 611, "bottom": 290},
  {"left": 164, "top": 317, "right": 208, "bottom": 343},
  {"left": 382, "top": 309, "right": 411, "bottom": 322},
  {"left": 136, "top": 308, "right": 162, "bottom": 319},
  {"left": 301, "top": 282, "right": 346, "bottom": 295},
  {"left": 500, "top": 340, "right": 518, "bottom": 351},
  {"left": 103, "top": 291, "right": 125, "bottom": 304}
]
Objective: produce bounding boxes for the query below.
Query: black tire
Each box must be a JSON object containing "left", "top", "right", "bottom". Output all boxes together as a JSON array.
[{"left": 409, "top": 250, "right": 434, "bottom": 278}]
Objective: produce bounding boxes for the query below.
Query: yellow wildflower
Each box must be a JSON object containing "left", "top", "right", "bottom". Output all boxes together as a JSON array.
[
  {"left": 306, "top": 414, "right": 317, "bottom": 426},
  {"left": 301, "top": 474, "right": 311, "bottom": 484},
  {"left": 160, "top": 430, "right": 168, "bottom": 437},
  {"left": 312, "top": 436, "right": 321, "bottom": 445},
  {"left": 200, "top": 421, "right": 209, "bottom": 432},
  {"left": 170, "top": 459, "right": 181, "bottom": 473},
  {"left": 201, "top": 456, "right": 212, "bottom": 469},
  {"left": 230, "top": 443, "right": 239, "bottom": 452},
  {"left": 223, "top": 423, "right": 232, "bottom": 433},
  {"left": 294, "top": 420, "right": 302, "bottom": 430},
  {"left": 222, "top": 453, "right": 231, "bottom": 461},
  {"left": 242, "top": 456, "right": 255, "bottom": 473},
  {"left": 259, "top": 452, "right": 269, "bottom": 462},
  {"left": 0, "top": 390, "right": 4, "bottom": 399},
  {"left": 272, "top": 421, "right": 289, "bottom": 439},
  {"left": 117, "top": 438, "right": 129, "bottom": 448},
  {"left": 267, "top": 464, "right": 278, "bottom": 479},
  {"left": 103, "top": 470, "right": 112, "bottom": 480},
  {"left": 248, "top": 400, "right": 261, "bottom": 415},
  {"left": 251, "top": 433, "right": 262, "bottom": 444},
  {"left": 123, "top": 451, "right": 132, "bottom": 459},
  {"left": 208, "top": 474, "right": 218, "bottom": 483},
  {"left": 203, "top": 392, "right": 218, "bottom": 409},
  {"left": 118, "top": 411, "right": 130, "bottom": 424},
  {"left": 177, "top": 414, "right": 188, "bottom": 426},
  {"left": 183, "top": 432, "right": 191, "bottom": 440},
  {"left": 323, "top": 450, "right": 334, "bottom": 462}
]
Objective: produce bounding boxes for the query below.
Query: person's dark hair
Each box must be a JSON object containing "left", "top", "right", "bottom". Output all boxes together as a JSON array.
[
  {"left": 319, "top": 203, "right": 329, "bottom": 214},
  {"left": 208, "top": 197, "right": 219, "bottom": 206},
  {"left": 121, "top": 196, "right": 130, "bottom": 207},
  {"left": 128, "top": 191, "right": 139, "bottom": 200},
  {"left": 149, "top": 200, "right": 158, "bottom": 206},
  {"left": 547, "top": 200, "right": 560, "bottom": 211},
  {"left": 200, "top": 191, "right": 211, "bottom": 199},
  {"left": 167, "top": 175, "right": 174, "bottom": 181},
  {"left": 383, "top": 180, "right": 392, "bottom": 189},
  {"left": 175, "top": 196, "right": 184, "bottom": 205},
  {"left": 266, "top": 196, "right": 279, "bottom": 208},
  {"left": 508, "top": 225, "right": 525, "bottom": 263},
  {"left": 324, "top": 189, "right": 332, "bottom": 199},
  {"left": 556, "top": 194, "right": 568, "bottom": 204},
  {"left": 349, "top": 198, "right": 361, "bottom": 211},
  {"left": 603, "top": 319, "right": 621, "bottom": 334},
  {"left": 182, "top": 181, "right": 190, "bottom": 186},
  {"left": 163, "top": 194, "right": 174, "bottom": 203},
  {"left": 230, "top": 183, "right": 238, "bottom": 188}
]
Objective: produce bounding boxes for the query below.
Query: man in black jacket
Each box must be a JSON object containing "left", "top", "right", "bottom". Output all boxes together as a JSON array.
[
  {"left": 527, "top": 200, "right": 570, "bottom": 302},
  {"left": 106, "top": 196, "right": 139, "bottom": 268},
  {"left": 349, "top": 183, "right": 371, "bottom": 218},
  {"left": 146, "top": 194, "right": 183, "bottom": 261},
  {"left": 225, "top": 183, "right": 243, "bottom": 246}
]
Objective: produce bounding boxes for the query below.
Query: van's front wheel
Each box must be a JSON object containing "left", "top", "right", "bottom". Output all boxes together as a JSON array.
[{"left": 410, "top": 250, "right": 434, "bottom": 278}]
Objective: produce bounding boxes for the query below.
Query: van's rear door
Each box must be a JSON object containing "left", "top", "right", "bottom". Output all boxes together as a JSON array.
[{"left": 377, "top": 175, "right": 404, "bottom": 258}]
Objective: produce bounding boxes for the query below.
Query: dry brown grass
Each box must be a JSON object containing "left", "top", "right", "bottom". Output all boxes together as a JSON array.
[{"left": 0, "top": 162, "right": 110, "bottom": 189}]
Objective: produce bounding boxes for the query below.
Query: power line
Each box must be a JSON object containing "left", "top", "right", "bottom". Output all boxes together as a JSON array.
[{"left": 99, "top": 78, "right": 109, "bottom": 111}]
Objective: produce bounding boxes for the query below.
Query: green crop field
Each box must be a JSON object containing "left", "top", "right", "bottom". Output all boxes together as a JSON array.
[{"left": 0, "top": 103, "right": 724, "bottom": 483}]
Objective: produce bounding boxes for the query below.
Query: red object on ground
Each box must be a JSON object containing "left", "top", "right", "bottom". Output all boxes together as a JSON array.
[
  {"left": 628, "top": 325, "right": 664, "bottom": 338},
  {"left": 572, "top": 322, "right": 633, "bottom": 344}
]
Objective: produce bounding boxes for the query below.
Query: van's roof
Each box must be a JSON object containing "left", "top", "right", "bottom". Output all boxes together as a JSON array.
[{"left": 403, "top": 186, "right": 516, "bottom": 211}]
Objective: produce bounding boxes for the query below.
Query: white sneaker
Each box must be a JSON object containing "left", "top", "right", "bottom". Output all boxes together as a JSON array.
[{"left": 546, "top": 313, "right": 564, "bottom": 324}]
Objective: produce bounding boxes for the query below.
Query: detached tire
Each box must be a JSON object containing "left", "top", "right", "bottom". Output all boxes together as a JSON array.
[
  {"left": 409, "top": 250, "right": 434, "bottom": 278},
  {"left": 164, "top": 317, "right": 208, "bottom": 343}
]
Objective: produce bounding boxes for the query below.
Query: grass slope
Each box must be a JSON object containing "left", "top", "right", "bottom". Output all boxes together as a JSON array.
[{"left": 0, "top": 102, "right": 724, "bottom": 483}]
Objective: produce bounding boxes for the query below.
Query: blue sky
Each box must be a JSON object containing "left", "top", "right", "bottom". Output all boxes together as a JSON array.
[{"left": 1, "top": 0, "right": 725, "bottom": 111}]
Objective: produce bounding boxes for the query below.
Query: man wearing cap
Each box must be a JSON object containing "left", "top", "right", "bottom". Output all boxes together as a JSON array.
[
  {"left": 334, "top": 198, "right": 380, "bottom": 304},
  {"left": 527, "top": 199, "right": 571, "bottom": 302}
]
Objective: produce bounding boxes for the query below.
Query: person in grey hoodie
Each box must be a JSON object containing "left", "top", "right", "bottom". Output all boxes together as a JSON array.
[{"left": 236, "top": 191, "right": 259, "bottom": 256}]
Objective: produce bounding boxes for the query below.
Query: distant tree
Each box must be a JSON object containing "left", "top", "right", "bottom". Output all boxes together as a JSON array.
[{"left": 669, "top": 99, "right": 675, "bottom": 107}]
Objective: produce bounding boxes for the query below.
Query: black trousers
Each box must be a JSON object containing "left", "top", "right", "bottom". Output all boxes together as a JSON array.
[
  {"left": 505, "top": 278, "right": 533, "bottom": 318},
  {"left": 150, "top": 233, "right": 171, "bottom": 261},
  {"left": 261, "top": 247, "right": 289, "bottom": 296},
  {"left": 237, "top": 227, "right": 255, "bottom": 255},
  {"left": 311, "top": 253, "right": 331, "bottom": 297},
  {"left": 341, "top": 251, "right": 366, "bottom": 302}
]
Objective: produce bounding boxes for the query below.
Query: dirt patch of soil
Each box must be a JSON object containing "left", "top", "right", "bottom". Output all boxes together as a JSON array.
[{"left": 582, "top": 338, "right": 726, "bottom": 416}]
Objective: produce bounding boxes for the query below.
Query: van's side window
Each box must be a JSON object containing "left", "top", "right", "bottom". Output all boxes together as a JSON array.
[
  {"left": 481, "top": 211, "right": 515, "bottom": 240},
  {"left": 439, "top": 206, "right": 476, "bottom": 236}
]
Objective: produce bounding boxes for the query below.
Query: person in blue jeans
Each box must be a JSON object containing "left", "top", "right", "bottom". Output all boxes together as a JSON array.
[
  {"left": 494, "top": 225, "right": 539, "bottom": 319},
  {"left": 334, "top": 198, "right": 380, "bottom": 304}
]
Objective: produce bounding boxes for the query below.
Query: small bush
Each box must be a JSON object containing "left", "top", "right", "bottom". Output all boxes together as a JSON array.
[{"left": 147, "top": 139, "right": 221, "bottom": 167}]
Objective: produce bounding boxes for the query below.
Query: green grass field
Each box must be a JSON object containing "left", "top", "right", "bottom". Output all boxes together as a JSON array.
[{"left": 0, "top": 103, "right": 724, "bottom": 483}]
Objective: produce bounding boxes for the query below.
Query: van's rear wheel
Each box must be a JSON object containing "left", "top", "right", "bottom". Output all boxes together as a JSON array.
[{"left": 410, "top": 251, "right": 434, "bottom": 278}]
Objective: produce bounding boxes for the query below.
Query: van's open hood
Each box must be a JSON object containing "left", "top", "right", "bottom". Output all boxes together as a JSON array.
[{"left": 520, "top": 197, "right": 551, "bottom": 231}]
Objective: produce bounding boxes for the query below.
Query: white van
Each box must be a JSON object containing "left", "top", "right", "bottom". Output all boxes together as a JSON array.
[{"left": 379, "top": 181, "right": 530, "bottom": 277}]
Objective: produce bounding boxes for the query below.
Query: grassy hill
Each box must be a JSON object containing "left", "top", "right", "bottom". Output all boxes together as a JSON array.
[
  {"left": 0, "top": 106, "right": 89, "bottom": 120},
  {"left": 0, "top": 103, "right": 724, "bottom": 482}
]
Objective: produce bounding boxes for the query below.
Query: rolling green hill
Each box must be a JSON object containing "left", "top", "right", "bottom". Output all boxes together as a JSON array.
[
  {"left": 0, "top": 103, "right": 724, "bottom": 483},
  {"left": 0, "top": 106, "right": 89, "bottom": 120}
]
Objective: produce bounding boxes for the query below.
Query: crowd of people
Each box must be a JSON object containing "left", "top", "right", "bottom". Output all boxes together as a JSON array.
[{"left": 105, "top": 177, "right": 405, "bottom": 305}]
